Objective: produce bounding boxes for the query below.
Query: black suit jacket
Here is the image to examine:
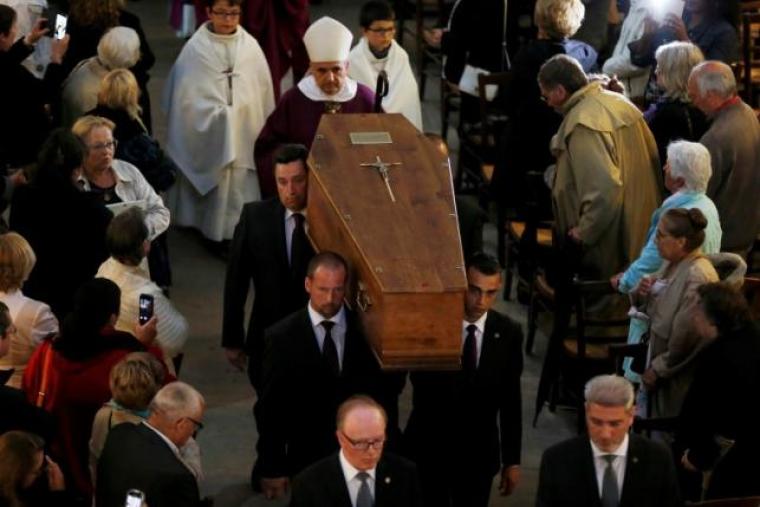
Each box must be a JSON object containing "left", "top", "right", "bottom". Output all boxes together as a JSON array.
[
  {"left": 222, "top": 199, "right": 313, "bottom": 375},
  {"left": 95, "top": 423, "right": 200, "bottom": 507},
  {"left": 0, "top": 384, "right": 53, "bottom": 440},
  {"left": 256, "top": 307, "right": 397, "bottom": 477},
  {"left": 405, "top": 310, "right": 523, "bottom": 476},
  {"left": 535, "top": 434, "right": 681, "bottom": 507},
  {"left": 289, "top": 452, "right": 423, "bottom": 507}
]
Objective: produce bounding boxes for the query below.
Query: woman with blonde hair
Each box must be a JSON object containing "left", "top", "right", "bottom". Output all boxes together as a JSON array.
[
  {"left": 88, "top": 69, "right": 145, "bottom": 144},
  {"left": 0, "top": 233, "right": 58, "bottom": 389},
  {"left": 644, "top": 41, "right": 709, "bottom": 165}
]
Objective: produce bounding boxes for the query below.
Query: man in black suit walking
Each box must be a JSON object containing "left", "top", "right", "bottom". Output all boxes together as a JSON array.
[
  {"left": 256, "top": 251, "right": 399, "bottom": 500},
  {"left": 222, "top": 143, "right": 314, "bottom": 390},
  {"left": 290, "top": 395, "right": 423, "bottom": 507},
  {"left": 96, "top": 382, "right": 205, "bottom": 507},
  {"left": 404, "top": 252, "right": 524, "bottom": 507},
  {"left": 536, "top": 374, "right": 681, "bottom": 507}
]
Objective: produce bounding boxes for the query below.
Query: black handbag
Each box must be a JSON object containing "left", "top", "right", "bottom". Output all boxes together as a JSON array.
[{"left": 117, "top": 133, "right": 178, "bottom": 192}]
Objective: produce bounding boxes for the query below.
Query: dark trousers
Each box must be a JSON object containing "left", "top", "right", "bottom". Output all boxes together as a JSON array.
[{"left": 418, "top": 458, "right": 494, "bottom": 507}]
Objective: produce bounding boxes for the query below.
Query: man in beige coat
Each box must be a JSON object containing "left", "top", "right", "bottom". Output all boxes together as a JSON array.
[{"left": 538, "top": 54, "right": 662, "bottom": 282}]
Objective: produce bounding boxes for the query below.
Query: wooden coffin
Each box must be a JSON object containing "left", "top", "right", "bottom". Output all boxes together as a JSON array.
[{"left": 307, "top": 113, "right": 466, "bottom": 370}]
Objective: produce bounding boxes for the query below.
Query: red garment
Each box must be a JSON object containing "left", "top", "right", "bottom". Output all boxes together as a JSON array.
[
  {"left": 22, "top": 332, "right": 169, "bottom": 500},
  {"left": 193, "top": 0, "right": 310, "bottom": 99}
]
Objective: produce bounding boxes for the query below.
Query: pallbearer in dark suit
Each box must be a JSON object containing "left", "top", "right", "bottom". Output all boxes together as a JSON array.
[
  {"left": 536, "top": 375, "right": 681, "bottom": 507},
  {"left": 404, "top": 252, "right": 524, "bottom": 507},
  {"left": 290, "top": 395, "right": 423, "bottom": 507},
  {"left": 222, "top": 143, "right": 314, "bottom": 390},
  {"left": 256, "top": 252, "right": 399, "bottom": 500}
]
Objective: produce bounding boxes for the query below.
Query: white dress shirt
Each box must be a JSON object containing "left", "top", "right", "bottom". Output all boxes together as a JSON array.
[
  {"left": 284, "top": 208, "right": 307, "bottom": 264},
  {"left": 339, "top": 449, "right": 376, "bottom": 507},
  {"left": 462, "top": 312, "right": 487, "bottom": 367},
  {"left": 590, "top": 433, "right": 629, "bottom": 500},
  {"left": 307, "top": 303, "right": 347, "bottom": 369}
]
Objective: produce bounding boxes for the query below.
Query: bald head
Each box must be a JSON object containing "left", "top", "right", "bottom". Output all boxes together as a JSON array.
[
  {"left": 336, "top": 396, "right": 387, "bottom": 471},
  {"left": 687, "top": 61, "right": 738, "bottom": 115}
]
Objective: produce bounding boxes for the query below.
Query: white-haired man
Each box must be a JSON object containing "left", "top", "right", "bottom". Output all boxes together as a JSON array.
[
  {"left": 688, "top": 60, "right": 760, "bottom": 255},
  {"left": 96, "top": 381, "right": 206, "bottom": 507},
  {"left": 254, "top": 16, "right": 376, "bottom": 199},
  {"left": 536, "top": 375, "right": 681, "bottom": 507}
]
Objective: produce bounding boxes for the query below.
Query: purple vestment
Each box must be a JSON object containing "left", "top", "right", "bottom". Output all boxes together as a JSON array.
[{"left": 254, "top": 83, "right": 376, "bottom": 198}]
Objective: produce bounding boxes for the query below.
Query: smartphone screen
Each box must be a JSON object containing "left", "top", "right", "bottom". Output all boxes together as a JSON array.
[
  {"left": 138, "top": 294, "right": 154, "bottom": 325},
  {"left": 54, "top": 13, "right": 67, "bottom": 39},
  {"left": 125, "top": 489, "right": 144, "bottom": 507}
]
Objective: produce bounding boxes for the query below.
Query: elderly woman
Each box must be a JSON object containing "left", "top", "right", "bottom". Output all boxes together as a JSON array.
[
  {"left": 89, "top": 352, "right": 162, "bottom": 482},
  {"left": 632, "top": 208, "right": 744, "bottom": 420},
  {"left": 96, "top": 208, "right": 188, "bottom": 369},
  {"left": 22, "top": 278, "right": 164, "bottom": 499},
  {"left": 0, "top": 431, "right": 72, "bottom": 507},
  {"left": 0, "top": 233, "right": 58, "bottom": 389},
  {"left": 61, "top": 27, "right": 141, "bottom": 127},
  {"left": 9, "top": 129, "right": 112, "bottom": 320},
  {"left": 493, "top": 0, "right": 596, "bottom": 218},
  {"left": 72, "top": 115, "right": 169, "bottom": 241},
  {"left": 678, "top": 282, "right": 760, "bottom": 500},
  {"left": 644, "top": 42, "right": 709, "bottom": 164},
  {"left": 0, "top": 4, "right": 68, "bottom": 171},
  {"left": 62, "top": 0, "right": 154, "bottom": 129},
  {"left": 612, "top": 141, "right": 720, "bottom": 381}
]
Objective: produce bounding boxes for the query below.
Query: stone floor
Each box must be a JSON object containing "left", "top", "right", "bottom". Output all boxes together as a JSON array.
[{"left": 130, "top": 0, "right": 577, "bottom": 504}]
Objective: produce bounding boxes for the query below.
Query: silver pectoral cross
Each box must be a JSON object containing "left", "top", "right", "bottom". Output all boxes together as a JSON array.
[
  {"left": 223, "top": 68, "right": 236, "bottom": 106},
  {"left": 360, "top": 155, "right": 402, "bottom": 203}
]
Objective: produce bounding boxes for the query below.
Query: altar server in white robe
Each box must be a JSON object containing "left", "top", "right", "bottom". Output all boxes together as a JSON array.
[
  {"left": 348, "top": 0, "right": 423, "bottom": 131},
  {"left": 162, "top": 0, "right": 275, "bottom": 242}
]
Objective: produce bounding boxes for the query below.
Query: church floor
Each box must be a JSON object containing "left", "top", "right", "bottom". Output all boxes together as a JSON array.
[{"left": 134, "top": 0, "right": 577, "bottom": 504}]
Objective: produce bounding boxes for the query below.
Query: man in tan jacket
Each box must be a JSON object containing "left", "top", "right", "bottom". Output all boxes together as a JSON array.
[{"left": 538, "top": 54, "right": 662, "bottom": 283}]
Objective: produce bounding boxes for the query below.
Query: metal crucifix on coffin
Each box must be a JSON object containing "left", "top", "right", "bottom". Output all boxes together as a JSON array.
[{"left": 360, "top": 155, "right": 402, "bottom": 203}]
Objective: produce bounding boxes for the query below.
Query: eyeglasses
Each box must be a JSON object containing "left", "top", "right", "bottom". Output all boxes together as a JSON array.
[
  {"left": 341, "top": 431, "right": 385, "bottom": 451},
  {"left": 210, "top": 9, "right": 241, "bottom": 18},
  {"left": 87, "top": 140, "right": 117, "bottom": 152},
  {"left": 185, "top": 417, "right": 205, "bottom": 432},
  {"left": 367, "top": 26, "right": 396, "bottom": 35}
]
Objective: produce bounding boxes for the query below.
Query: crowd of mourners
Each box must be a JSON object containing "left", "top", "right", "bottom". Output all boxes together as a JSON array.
[{"left": 0, "top": 0, "right": 759, "bottom": 506}]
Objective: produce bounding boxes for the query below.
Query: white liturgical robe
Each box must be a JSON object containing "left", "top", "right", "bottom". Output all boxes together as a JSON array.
[{"left": 348, "top": 38, "right": 423, "bottom": 130}]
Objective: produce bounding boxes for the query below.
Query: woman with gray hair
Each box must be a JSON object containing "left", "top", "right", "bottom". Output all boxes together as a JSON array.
[
  {"left": 61, "top": 26, "right": 146, "bottom": 127},
  {"left": 644, "top": 41, "right": 709, "bottom": 164},
  {"left": 612, "top": 140, "right": 722, "bottom": 381}
]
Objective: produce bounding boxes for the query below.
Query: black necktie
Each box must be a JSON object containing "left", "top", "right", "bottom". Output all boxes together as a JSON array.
[
  {"left": 601, "top": 454, "right": 619, "bottom": 507},
  {"left": 462, "top": 324, "right": 478, "bottom": 372},
  {"left": 290, "top": 213, "right": 308, "bottom": 276},
  {"left": 356, "top": 472, "right": 373, "bottom": 507},
  {"left": 321, "top": 321, "right": 340, "bottom": 376}
]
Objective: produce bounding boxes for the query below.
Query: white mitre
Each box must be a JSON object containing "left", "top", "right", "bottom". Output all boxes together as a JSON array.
[{"left": 303, "top": 16, "right": 353, "bottom": 62}]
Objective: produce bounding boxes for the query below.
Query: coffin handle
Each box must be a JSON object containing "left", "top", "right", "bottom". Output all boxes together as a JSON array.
[{"left": 356, "top": 281, "right": 373, "bottom": 312}]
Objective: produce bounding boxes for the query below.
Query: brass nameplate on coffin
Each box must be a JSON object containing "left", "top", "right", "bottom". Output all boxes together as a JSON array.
[{"left": 349, "top": 132, "right": 393, "bottom": 144}]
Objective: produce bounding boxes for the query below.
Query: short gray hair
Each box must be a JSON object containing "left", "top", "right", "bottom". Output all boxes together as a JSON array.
[
  {"left": 97, "top": 26, "right": 140, "bottom": 70},
  {"left": 538, "top": 54, "right": 588, "bottom": 95},
  {"left": 666, "top": 140, "right": 712, "bottom": 192},
  {"left": 655, "top": 41, "right": 704, "bottom": 101},
  {"left": 690, "top": 60, "right": 737, "bottom": 100},
  {"left": 534, "top": 0, "right": 585, "bottom": 39},
  {"left": 149, "top": 381, "right": 205, "bottom": 421},
  {"left": 584, "top": 375, "right": 634, "bottom": 409}
]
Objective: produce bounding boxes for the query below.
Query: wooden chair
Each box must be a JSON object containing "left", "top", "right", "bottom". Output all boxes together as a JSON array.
[
  {"left": 740, "top": 10, "right": 760, "bottom": 106},
  {"left": 539, "top": 277, "right": 630, "bottom": 427},
  {"left": 454, "top": 72, "right": 510, "bottom": 201},
  {"left": 690, "top": 497, "right": 760, "bottom": 507}
]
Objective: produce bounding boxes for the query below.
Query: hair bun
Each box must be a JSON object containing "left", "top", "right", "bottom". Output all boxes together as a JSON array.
[{"left": 687, "top": 208, "right": 708, "bottom": 231}]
